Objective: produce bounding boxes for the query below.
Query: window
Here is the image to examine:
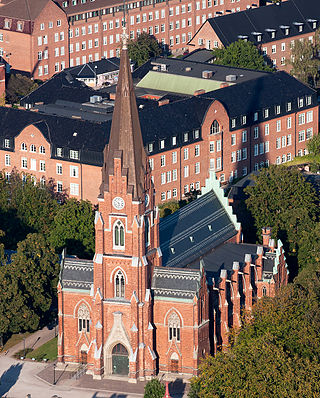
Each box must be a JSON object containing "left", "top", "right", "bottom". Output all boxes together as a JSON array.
[
  {"left": 306, "top": 128, "right": 313, "bottom": 140},
  {"left": 276, "top": 138, "right": 281, "bottom": 149},
  {"left": 264, "top": 109, "right": 269, "bottom": 119},
  {"left": 216, "top": 157, "right": 222, "bottom": 171},
  {"left": 166, "top": 171, "right": 172, "bottom": 183},
  {"left": 195, "top": 162, "right": 200, "bottom": 174},
  {"left": 265, "top": 141, "right": 269, "bottom": 153},
  {"left": 216, "top": 140, "right": 221, "bottom": 152},
  {"left": 231, "top": 151, "right": 236, "bottom": 163},
  {"left": 56, "top": 164, "right": 62, "bottom": 175},
  {"left": 287, "top": 134, "right": 292, "bottom": 146},
  {"left": 210, "top": 120, "right": 220, "bottom": 134},
  {"left": 168, "top": 312, "right": 181, "bottom": 342},
  {"left": 21, "top": 142, "right": 27, "bottom": 151},
  {"left": 113, "top": 220, "right": 125, "bottom": 249},
  {"left": 56, "top": 147, "right": 62, "bottom": 157},
  {"left": 298, "top": 113, "right": 305, "bottom": 125},
  {"left": 306, "top": 111, "right": 313, "bottom": 123},
  {"left": 70, "top": 150, "right": 79, "bottom": 160},
  {"left": 78, "top": 303, "right": 90, "bottom": 333},
  {"left": 259, "top": 143, "right": 264, "bottom": 155},
  {"left": 161, "top": 173, "right": 166, "bottom": 184},
  {"left": 5, "top": 154, "right": 10, "bottom": 166},
  {"left": 237, "top": 150, "right": 241, "bottom": 162},
  {"left": 160, "top": 155, "right": 165, "bottom": 167},
  {"left": 160, "top": 140, "right": 165, "bottom": 150},
  {"left": 183, "top": 148, "right": 189, "bottom": 160},
  {"left": 113, "top": 269, "right": 126, "bottom": 298},
  {"left": 57, "top": 19, "right": 61, "bottom": 27},
  {"left": 254, "top": 127, "right": 259, "bottom": 139},
  {"left": 184, "top": 133, "right": 188, "bottom": 142},
  {"left": 4, "top": 139, "right": 10, "bottom": 148},
  {"left": 306, "top": 96, "right": 312, "bottom": 106},
  {"left": 173, "top": 188, "right": 177, "bottom": 197},
  {"left": 298, "top": 98, "right": 304, "bottom": 108},
  {"left": 287, "top": 117, "right": 292, "bottom": 129},
  {"left": 39, "top": 160, "right": 45, "bottom": 171},
  {"left": 231, "top": 134, "right": 236, "bottom": 146},
  {"left": 242, "top": 115, "right": 246, "bottom": 125},
  {"left": 70, "top": 165, "right": 79, "bottom": 178},
  {"left": 57, "top": 181, "right": 63, "bottom": 192},
  {"left": 242, "top": 148, "right": 247, "bottom": 160},
  {"left": 209, "top": 141, "right": 214, "bottom": 153},
  {"left": 254, "top": 144, "right": 258, "bottom": 156},
  {"left": 276, "top": 120, "right": 281, "bottom": 132},
  {"left": 184, "top": 165, "right": 189, "bottom": 178},
  {"left": 21, "top": 157, "right": 27, "bottom": 169},
  {"left": 173, "top": 169, "right": 177, "bottom": 181},
  {"left": 195, "top": 145, "right": 200, "bottom": 157},
  {"left": 70, "top": 183, "right": 79, "bottom": 196},
  {"left": 172, "top": 151, "right": 177, "bottom": 164},
  {"left": 161, "top": 192, "right": 166, "bottom": 201},
  {"left": 265, "top": 124, "right": 269, "bottom": 136}
]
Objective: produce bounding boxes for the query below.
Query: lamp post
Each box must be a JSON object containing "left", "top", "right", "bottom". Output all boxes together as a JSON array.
[
  {"left": 23, "top": 337, "right": 26, "bottom": 357},
  {"left": 53, "top": 363, "right": 56, "bottom": 385}
]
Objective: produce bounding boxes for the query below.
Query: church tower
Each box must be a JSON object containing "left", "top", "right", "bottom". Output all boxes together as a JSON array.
[{"left": 91, "top": 27, "right": 160, "bottom": 381}]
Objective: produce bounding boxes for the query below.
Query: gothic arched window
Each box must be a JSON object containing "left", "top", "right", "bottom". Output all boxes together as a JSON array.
[
  {"left": 114, "top": 220, "right": 125, "bottom": 249},
  {"left": 168, "top": 312, "right": 181, "bottom": 342},
  {"left": 210, "top": 120, "right": 220, "bottom": 135},
  {"left": 78, "top": 303, "right": 90, "bottom": 333},
  {"left": 115, "top": 270, "right": 125, "bottom": 298},
  {"left": 145, "top": 216, "right": 150, "bottom": 248},
  {"left": 262, "top": 286, "right": 267, "bottom": 297}
]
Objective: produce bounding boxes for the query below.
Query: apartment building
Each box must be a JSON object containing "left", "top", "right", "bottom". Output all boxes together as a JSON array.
[
  {"left": 188, "top": 0, "right": 319, "bottom": 71},
  {"left": 1, "top": 56, "right": 318, "bottom": 204},
  {"left": 0, "top": 0, "right": 264, "bottom": 79}
]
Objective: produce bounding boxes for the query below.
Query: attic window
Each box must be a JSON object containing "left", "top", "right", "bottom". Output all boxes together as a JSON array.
[
  {"left": 265, "top": 29, "right": 276, "bottom": 39},
  {"left": 238, "top": 35, "right": 248, "bottom": 41},
  {"left": 4, "top": 19, "right": 11, "bottom": 29},
  {"left": 194, "top": 129, "right": 200, "bottom": 139},
  {"left": 148, "top": 143, "right": 153, "bottom": 152},
  {"left": 252, "top": 32, "right": 262, "bottom": 42},
  {"left": 73, "top": 132, "right": 77, "bottom": 136},
  {"left": 17, "top": 21, "right": 24, "bottom": 31},
  {"left": 208, "top": 224, "right": 212, "bottom": 231},
  {"left": 264, "top": 108, "right": 269, "bottom": 119},
  {"left": 172, "top": 136, "right": 177, "bottom": 146},
  {"left": 70, "top": 150, "right": 79, "bottom": 159},
  {"left": 170, "top": 247, "right": 175, "bottom": 254},
  {"left": 56, "top": 147, "right": 63, "bottom": 157},
  {"left": 184, "top": 133, "right": 188, "bottom": 142},
  {"left": 4, "top": 139, "right": 10, "bottom": 148},
  {"left": 189, "top": 236, "right": 194, "bottom": 242},
  {"left": 298, "top": 97, "right": 304, "bottom": 108}
]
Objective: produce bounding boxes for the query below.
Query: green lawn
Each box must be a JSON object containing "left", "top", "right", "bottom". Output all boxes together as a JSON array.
[
  {"left": 26, "top": 337, "right": 58, "bottom": 362},
  {"left": 286, "top": 154, "right": 320, "bottom": 166}
]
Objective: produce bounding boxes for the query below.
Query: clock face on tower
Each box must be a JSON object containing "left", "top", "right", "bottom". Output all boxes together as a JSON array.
[{"left": 112, "top": 196, "right": 125, "bottom": 210}]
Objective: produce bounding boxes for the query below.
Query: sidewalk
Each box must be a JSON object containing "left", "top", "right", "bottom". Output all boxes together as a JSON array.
[{"left": 0, "top": 323, "right": 57, "bottom": 357}]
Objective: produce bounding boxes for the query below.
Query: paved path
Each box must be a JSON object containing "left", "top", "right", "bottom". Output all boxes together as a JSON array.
[{"left": 0, "top": 323, "right": 57, "bottom": 357}]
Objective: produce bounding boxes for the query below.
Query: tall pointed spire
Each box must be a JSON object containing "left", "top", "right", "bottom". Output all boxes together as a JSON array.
[{"left": 101, "top": 20, "right": 147, "bottom": 201}]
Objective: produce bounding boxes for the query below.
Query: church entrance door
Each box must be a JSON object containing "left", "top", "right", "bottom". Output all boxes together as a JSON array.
[{"left": 112, "top": 344, "right": 129, "bottom": 375}]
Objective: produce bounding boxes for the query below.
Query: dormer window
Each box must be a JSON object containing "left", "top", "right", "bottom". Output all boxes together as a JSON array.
[
  {"left": 4, "top": 139, "right": 10, "bottom": 148},
  {"left": 183, "top": 133, "right": 188, "bottom": 142},
  {"left": 231, "top": 118, "right": 236, "bottom": 128},
  {"left": 306, "top": 96, "right": 312, "bottom": 106},
  {"left": 242, "top": 115, "right": 246, "bottom": 125},
  {"left": 4, "top": 19, "right": 11, "bottom": 29},
  {"left": 275, "top": 105, "right": 280, "bottom": 115},
  {"left": 17, "top": 21, "right": 24, "bottom": 31},
  {"left": 252, "top": 32, "right": 262, "bottom": 42},
  {"left": 194, "top": 129, "right": 200, "bottom": 139},
  {"left": 56, "top": 147, "right": 62, "bottom": 157},
  {"left": 160, "top": 139, "right": 165, "bottom": 149},
  {"left": 148, "top": 143, "right": 153, "bottom": 153},
  {"left": 287, "top": 102, "right": 292, "bottom": 112},
  {"left": 114, "top": 220, "right": 125, "bottom": 249},
  {"left": 280, "top": 25, "right": 290, "bottom": 35},
  {"left": 70, "top": 150, "right": 79, "bottom": 159},
  {"left": 172, "top": 136, "right": 177, "bottom": 146},
  {"left": 264, "top": 109, "right": 269, "bottom": 119},
  {"left": 265, "top": 28, "right": 276, "bottom": 39},
  {"left": 298, "top": 98, "right": 304, "bottom": 108},
  {"left": 254, "top": 112, "right": 258, "bottom": 121}
]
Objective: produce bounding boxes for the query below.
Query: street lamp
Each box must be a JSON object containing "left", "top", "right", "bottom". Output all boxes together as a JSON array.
[{"left": 53, "top": 363, "right": 56, "bottom": 385}]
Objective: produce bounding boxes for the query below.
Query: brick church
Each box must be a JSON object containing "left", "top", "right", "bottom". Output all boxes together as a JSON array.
[{"left": 57, "top": 30, "right": 288, "bottom": 381}]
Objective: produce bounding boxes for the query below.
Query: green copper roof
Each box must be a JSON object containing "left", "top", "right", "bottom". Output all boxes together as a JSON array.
[{"left": 136, "top": 71, "right": 233, "bottom": 95}]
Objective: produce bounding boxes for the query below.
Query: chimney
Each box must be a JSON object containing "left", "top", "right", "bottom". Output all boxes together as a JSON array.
[
  {"left": 158, "top": 98, "right": 169, "bottom": 107},
  {"left": 109, "top": 92, "right": 116, "bottom": 100},
  {"left": 256, "top": 246, "right": 263, "bottom": 280},
  {"left": 269, "top": 238, "right": 275, "bottom": 252},
  {"left": 262, "top": 227, "right": 272, "bottom": 247},
  {"left": 194, "top": 89, "right": 205, "bottom": 96}
]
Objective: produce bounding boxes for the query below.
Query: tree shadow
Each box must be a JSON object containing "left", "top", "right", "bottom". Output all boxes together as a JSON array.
[
  {"left": 91, "top": 393, "right": 127, "bottom": 398},
  {"left": 169, "top": 378, "right": 187, "bottom": 397},
  {"left": 0, "top": 363, "right": 23, "bottom": 396}
]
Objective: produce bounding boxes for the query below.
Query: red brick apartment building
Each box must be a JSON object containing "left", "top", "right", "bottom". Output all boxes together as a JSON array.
[
  {"left": 0, "top": 55, "right": 318, "bottom": 204},
  {"left": 188, "top": 0, "right": 320, "bottom": 72},
  {"left": 57, "top": 41, "right": 288, "bottom": 381},
  {"left": 0, "top": 0, "right": 267, "bottom": 79}
]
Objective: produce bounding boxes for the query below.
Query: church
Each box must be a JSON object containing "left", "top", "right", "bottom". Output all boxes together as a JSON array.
[{"left": 57, "top": 30, "right": 288, "bottom": 382}]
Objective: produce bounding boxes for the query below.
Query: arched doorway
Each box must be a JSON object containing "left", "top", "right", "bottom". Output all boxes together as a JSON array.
[{"left": 112, "top": 343, "right": 129, "bottom": 375}]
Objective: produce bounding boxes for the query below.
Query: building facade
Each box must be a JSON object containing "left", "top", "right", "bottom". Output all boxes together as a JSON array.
[
  {"left": 57, "top": 38, "right": 288, "bottom": 381},
  {"left": 188, "top": 0, "right": 319, "bottom": 72},
  {"left": 0, "top": 0, "right": 266, "bottom": 79}
]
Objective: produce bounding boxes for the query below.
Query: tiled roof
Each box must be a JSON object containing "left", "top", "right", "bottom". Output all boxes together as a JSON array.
[
  {"left": 205, "top": 0, "right": 319, "bottom": 47},
  {"left": 61, "top": 257, "right": 93, "bottom": 291},
  {"left": 151, "top": 267, "right": 201, "bottom": 299},
  {"left": 159, "top": 189, "right": 238, "bottom": 268},
  {"left": 0, "top": 0, "right": 51, "bottom": 21}
]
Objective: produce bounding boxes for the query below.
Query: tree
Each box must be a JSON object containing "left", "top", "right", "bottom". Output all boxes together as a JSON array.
[
  {"left": 49, "top": 198, "right": 95, "bottom": 259},
  {"left": 11, "top": 233, "right": 59, "bottom": 319},
  {"left": 245, "top": 166, "right": 319, "bottom": 274},
  {"left": 144, "top": 379, "right": 165, "bottom": 398},
  {"left": 6, "top": 73, "right": 38, "bottom": 104},
  {"left": 211, "top": 40, "right": 274, "bottom": 71},
  {"left": 128, "top": 32, "right": 161, "bottom": 66},
  {"left": 307, "top": 134, "right": 320, "bottom": 156},
  {"left": 189, "top": 263, "right": 320, "bottom": 398},
  {"left": 288, "top": 30, "right": 320, "bottom": 87}
]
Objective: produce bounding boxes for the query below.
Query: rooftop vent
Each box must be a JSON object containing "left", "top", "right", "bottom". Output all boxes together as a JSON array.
[
  {"left": 185, "top": 67, "right": 192, "bottom": 72},
  {"left": 208, "top": 224, "right": 212, "bottom": 231},
  {"left": 90, "top": 95, "right": 102, "bottom": 103},
  {"left": 189, "top": 236, "right": 194, "bottom": 242},
  {"left": 226, "top": 74, "right": 237, "bottom": 82},
  {"left": 158, "top": 99, "right": 170, "bottom": 107},
  {"left": 139, "top": 104, "right": 144, "bottom": 109},
  {"left": 73, "top": 132, "right": 78, "bottom": 136},
  {"left": 202, "top": 70, "right": 213, "bottom": 79},
  {"left": 170, "top": 247, "right": 175, "bottom": 254}
]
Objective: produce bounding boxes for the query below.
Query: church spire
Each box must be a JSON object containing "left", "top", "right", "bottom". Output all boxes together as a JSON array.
[{"left": 101, "top": 21, "right": 147, "bottom": 201}]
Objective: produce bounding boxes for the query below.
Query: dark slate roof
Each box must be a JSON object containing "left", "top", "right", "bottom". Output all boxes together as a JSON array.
[
  {"left": 183, "top": 49, "right": 215, "bottom": 63},
  {"left": 205, "top": 0, "right": 320, "bottom": 47},
  {"left": 61, "top": 257, "right": 93, "bottom": 291},
  {"left": 202, "top": 71, "right": 316, "bottom": 124},
  {"left": 65, "top": 57, "right": 121, "bottom": 78},
  {"left": 151, "top": 267, "right": 201, "bottom": 299},
  {"left": 0, "top": 0, "right": 49, "bottom": 21},
  {"left": 21, "top": 71, "right": 96, "bottom": 107},
  {"left": 55, "top": 0, "right": 119, "bottom": 16},
  {"left": 188, "top": 242, "right": 258, "bottom": 281},
  {"left": 159, "top": 190, "right": 237, "bottom": 268},
  {"left": 132, "top": 57, "right": 268, "bottom": 84}
]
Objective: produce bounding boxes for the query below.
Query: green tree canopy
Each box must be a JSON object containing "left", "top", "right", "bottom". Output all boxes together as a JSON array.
[
  {"left": 49, "top": 198, "right": 95, "bottom": 259},
  {"left": 244, "top": 165, "right": 319, "bottom": 273},
  {"left": 6, "top": 73, "right": 38, "bottom": 104},
  {"left": 212, "top": 40, "right": 274, "bottom": 71},
  {"left": 144, "top": 379, "right": 165, "bottom": 398},
  {"left": 190, "top": 261, "right": 320, "bottom": 398},
  {"left": 288, "top": 30, "right": 320, "bottom": 87},
  {"left": 128, "top": 32, "right": 161, "bottom": 66}
]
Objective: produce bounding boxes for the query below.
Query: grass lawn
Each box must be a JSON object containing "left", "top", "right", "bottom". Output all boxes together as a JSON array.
[
  {"left": 1, "top": 332, "right": 31, "bottom": 352},
  {"left": 26, "top": 337, "right": 58, "bottom": 362},
  {"left": 286, "top": 154, "right": 320, "bottom": 166}
]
